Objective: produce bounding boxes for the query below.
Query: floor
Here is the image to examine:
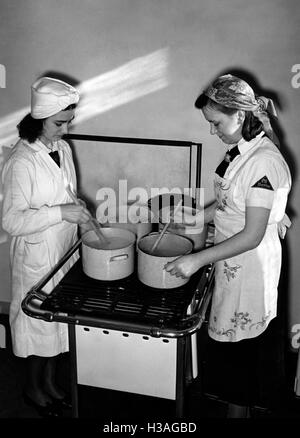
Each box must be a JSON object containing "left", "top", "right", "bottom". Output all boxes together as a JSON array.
[{"left": 1, "top": 313, "right": 300, "bottom": 430}]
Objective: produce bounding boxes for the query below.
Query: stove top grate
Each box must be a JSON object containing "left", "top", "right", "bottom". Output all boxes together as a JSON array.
[{"left": 40, "top": 260, "right": 201, "bottom": 327}]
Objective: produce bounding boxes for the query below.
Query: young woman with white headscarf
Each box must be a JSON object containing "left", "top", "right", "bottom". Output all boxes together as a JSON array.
[{"left": 2, "top": 77, "right": 91, "bottom": 417}]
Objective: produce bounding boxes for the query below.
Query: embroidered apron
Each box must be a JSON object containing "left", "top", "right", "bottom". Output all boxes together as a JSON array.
[{"left": 208, "top": 147, "right": 282, "bottom": 343}]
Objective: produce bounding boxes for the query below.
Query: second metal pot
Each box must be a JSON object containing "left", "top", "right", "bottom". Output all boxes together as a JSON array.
[
  {"left": 159, "top": 205, "right": 208, "bottom": 251},
  {"left": 137, "top": 232, "right": 193, "bottom": 289}
]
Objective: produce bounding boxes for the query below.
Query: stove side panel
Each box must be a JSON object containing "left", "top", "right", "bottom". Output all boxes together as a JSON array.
[{"left": 75, "top": 326, "right": 177, "bottom": 400}]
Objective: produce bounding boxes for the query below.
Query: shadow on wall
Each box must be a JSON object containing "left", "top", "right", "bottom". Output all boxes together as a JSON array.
[{"left": 39, "top": 71, "right": 81, "bottom": 89}]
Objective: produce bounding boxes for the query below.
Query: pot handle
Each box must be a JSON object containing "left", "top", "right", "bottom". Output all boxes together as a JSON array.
[{"left": 110, "top": 254, "right": 129, "bottom": 262}]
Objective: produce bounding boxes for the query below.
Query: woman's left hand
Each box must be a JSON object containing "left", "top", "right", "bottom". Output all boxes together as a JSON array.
[{"left": 164, "top": 253, "right": 205, "bottom": 279}]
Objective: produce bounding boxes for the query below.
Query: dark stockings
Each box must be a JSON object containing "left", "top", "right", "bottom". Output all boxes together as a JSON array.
[{"left": 25, "top": 355, "right": 65, "bottom": 406}]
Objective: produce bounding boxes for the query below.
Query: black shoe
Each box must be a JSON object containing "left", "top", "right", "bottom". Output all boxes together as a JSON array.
[
  {"left": 51, "top": 395, "right": 72, "bottom": 410},
  {"left": 23, "top": 392, "right": 62, "bottom": 418},
  {"left": 250, "top": 405, "right": 273, "bottom": 419}
]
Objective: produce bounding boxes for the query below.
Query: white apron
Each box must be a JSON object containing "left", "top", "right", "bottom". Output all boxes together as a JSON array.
[
  {"left": 208, "top": 135, "right": 291, "bottom": 342},
  {"left": 2, "top": 139, "right": 79, "bottom": 357}
]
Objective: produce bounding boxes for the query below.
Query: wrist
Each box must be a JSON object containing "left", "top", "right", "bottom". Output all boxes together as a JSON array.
[{"left": 48, "top": 205, "right": 62, "bottom": 224}]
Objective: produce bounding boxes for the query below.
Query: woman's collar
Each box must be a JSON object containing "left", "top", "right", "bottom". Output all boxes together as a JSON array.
[
  {"left": 237, "top": 131, "right": 265, "bottom": 155},
  {"left": 22, "top": 138, "right": 59, "bottom": 153}
]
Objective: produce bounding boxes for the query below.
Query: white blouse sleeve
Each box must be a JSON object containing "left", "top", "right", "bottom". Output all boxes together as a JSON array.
[{"left": 243, "top": 156, "right": 278, "bottom": 209}]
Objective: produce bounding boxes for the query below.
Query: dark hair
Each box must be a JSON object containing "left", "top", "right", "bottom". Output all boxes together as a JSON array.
[
  {"left": 17, "top": 103, "right": 77, "bottom": 143},
  {"left": 241, "top": 111, "right": 264, "bottom": 141},
  {"left": 17, "top": 114, "right": 44, "bottom": 143},
  {"left": 194, "top": 93, "right": 263, "bottom": 141}
]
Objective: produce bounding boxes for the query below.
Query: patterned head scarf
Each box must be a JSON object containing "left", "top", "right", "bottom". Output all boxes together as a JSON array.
[
  {"left": 204, "top": 74, "right": 277, "bottom": 116},
  {"left": 203, "top": 74, "right": 279, "bottom": 145},
  {"left": 31, "top": 77, "right": 79, "bottom": 119}
]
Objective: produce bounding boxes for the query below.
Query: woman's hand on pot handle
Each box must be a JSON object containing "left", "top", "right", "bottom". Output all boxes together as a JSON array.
[
  {"left": 60, "top": 202, "right": 91, "bottom": 224},
  {"left": 164, "top": 253, "right": 205, "bottom": 279}
]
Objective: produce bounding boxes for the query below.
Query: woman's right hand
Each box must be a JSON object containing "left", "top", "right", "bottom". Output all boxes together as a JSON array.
[
  {"left": 164, "top": 252, "right": 205, "bottom": 279},
  {"left": 60, "top": 203, "right": 91, "bottom": 224}
]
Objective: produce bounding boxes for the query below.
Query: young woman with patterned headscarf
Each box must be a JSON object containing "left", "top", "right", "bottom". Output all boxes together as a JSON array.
[{"left": 165, "top": 74, "right": 291, "bottom": 417}]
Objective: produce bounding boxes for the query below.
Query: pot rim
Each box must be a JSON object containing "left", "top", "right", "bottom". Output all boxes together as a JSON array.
[
  {"left": 137, "top": 231, "right": 193, "bottom": 258},
  {"left": 82, "top": 227, "right": 136, "bottom": 251}
]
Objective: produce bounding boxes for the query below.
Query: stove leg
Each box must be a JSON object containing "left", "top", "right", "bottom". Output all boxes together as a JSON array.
[
  {"left": 68, "top": 324, "right": 79, "bottom": 418},
  {"left": 185, "top": 334, "right": 194, "bottom": 384},
  {"left": 175, "top": 337, "right": 186, "bottom": 417}
]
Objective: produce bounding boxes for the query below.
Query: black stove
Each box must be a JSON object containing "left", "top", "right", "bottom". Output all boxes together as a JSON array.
[{"left": 40, "top": 259, "right": 208, "bottom": 331}]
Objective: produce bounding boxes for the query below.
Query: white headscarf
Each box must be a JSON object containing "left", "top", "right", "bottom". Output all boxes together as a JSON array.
[{"left": 31, "top": 77, "right": 79, "bottom": 119}]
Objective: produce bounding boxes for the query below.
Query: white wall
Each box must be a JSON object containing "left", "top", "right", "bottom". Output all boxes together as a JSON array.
[{"left": 0, "top": 0, "right": 299, "bottom": 347}]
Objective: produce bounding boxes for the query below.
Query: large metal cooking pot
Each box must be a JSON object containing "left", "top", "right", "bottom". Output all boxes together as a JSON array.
[
  {"left": 159, "top": 205, "right": 207, "bottom": 251},
  {"left": 82, "top": 228, "right": 136, "bottom": 281},
  {"left": 98, "top": 204, "right": 153, "bottom": 242},
  {"left": 137, "top": 232, "right": 193, "bottom": 289}
]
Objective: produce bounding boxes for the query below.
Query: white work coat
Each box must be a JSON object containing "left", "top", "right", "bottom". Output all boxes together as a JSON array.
[
  {"left": 208, "top": 133, "right": 291, "bottom": 342},
  {"left": 2, "top": 138, "right": 79, "bottom": 357}
]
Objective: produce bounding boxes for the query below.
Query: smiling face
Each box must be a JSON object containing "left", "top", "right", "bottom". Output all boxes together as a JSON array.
[
  {"left": 39, "top": 109, "right": 75, "bottom": 147},
  {"left": 202, "top": 104, "right": 244, "bottom": 145}
]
